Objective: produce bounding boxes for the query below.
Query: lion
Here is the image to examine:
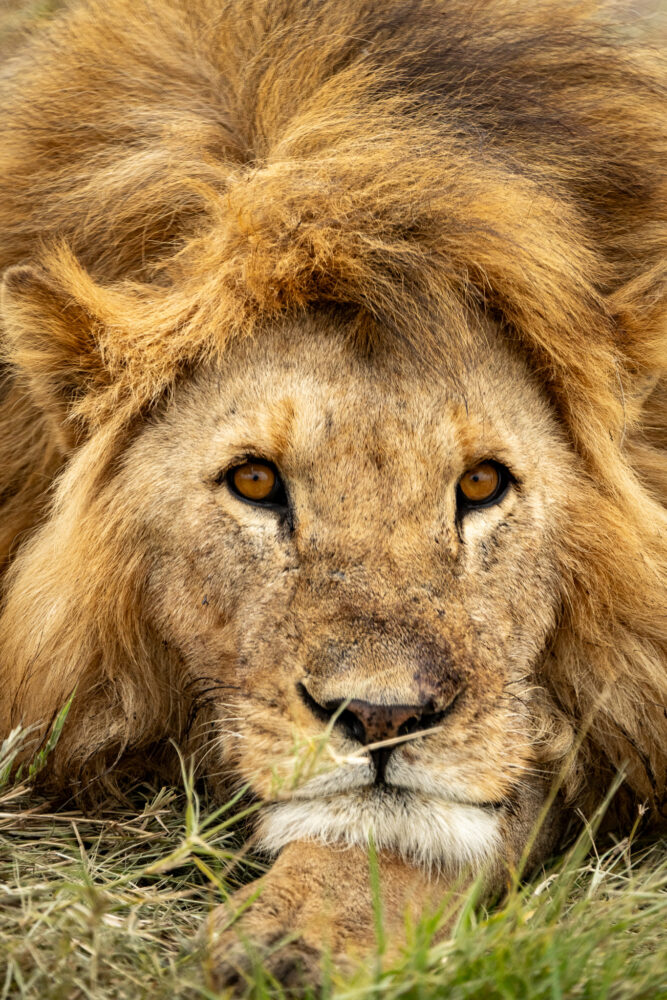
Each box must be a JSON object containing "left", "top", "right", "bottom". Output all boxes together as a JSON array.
[{"left": 0, "top": 0, "right": 665, "bottom": 989}]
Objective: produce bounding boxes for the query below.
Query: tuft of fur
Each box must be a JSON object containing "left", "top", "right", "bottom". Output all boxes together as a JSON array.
[
  {"left": 259, "top": 792, "right": 502, "bottom": 873},
  {"left": 0, "top": 0, "right": 665, "bottom": 824}
]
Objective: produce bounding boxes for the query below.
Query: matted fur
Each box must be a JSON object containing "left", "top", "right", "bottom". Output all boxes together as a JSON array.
[{"left": 0, "top": 0, "right": 665, "bottom": 834}]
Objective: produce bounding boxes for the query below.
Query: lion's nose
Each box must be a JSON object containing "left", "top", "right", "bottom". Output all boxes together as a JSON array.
[
  {"left": 297, "top": 684, "right": 448, "bottom": 783},
  {"left": 330, "top": 698, "right": 443, "bottom": 745}
]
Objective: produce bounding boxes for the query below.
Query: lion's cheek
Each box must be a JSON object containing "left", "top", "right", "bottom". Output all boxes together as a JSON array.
[{"left": 144, "top": 513, "right": 298, "bottom": 650}]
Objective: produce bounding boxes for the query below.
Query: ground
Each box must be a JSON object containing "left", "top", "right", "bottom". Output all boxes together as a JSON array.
[{"left": 1, "top": 726, "right": 666, "bottom": 999}]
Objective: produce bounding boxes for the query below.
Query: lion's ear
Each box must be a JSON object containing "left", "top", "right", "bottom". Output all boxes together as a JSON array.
[{"left": 1, "top": 264, "right": 109, "bottom": 452}]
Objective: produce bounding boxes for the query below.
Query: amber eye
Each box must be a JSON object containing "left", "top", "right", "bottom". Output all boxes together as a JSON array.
[
  {"left": 226, "top": 460, "right": 287, "bottom": 507},
  {"left": 457, "top": 461, "right": 509, "bottom": 510}
]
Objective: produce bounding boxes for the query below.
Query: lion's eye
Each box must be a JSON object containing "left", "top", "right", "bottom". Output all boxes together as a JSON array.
[
  {"left": 226, "top": 460, "right": 287, "bottom": 507},
  {"left": 457, "top": 461, "right": 510, "bottom": 510}
]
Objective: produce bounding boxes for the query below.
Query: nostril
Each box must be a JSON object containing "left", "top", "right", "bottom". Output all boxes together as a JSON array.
[
  {"left": 297, "top": 683, "right": 367, "bottom": 743},
  {"left": 396, "top": 699, "right": 457, "bottom": 738},
  {"left": 397, "top": 714, "right": 425, "bottom": 737},
  {"left": 332, "top": 706, "right": 367, "bottom": 744}
]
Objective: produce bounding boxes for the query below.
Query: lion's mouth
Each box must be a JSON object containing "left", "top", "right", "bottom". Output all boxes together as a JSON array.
[
  {"left": 274, "top": 781, "right": 505, "bottom": 812},
  {"left": 269, "top": 744, "right": 507, "bottom": 813}
]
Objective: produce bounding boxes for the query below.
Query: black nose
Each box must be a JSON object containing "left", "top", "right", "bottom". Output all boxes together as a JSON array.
[{"left": 297, "top": 683, "right": 449, "bottom": 783}]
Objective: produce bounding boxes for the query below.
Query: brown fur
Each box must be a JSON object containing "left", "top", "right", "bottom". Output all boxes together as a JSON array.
[{"left": 0, "top": 0, "right": 665, "bottom": 985}]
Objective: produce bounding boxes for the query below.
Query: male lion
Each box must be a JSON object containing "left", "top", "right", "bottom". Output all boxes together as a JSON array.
[{"left": 0, "top": 0, "right": 665, "bottom": 989}]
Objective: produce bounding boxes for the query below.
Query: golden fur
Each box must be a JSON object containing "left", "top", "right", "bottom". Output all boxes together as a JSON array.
[{"left": 0, "top": 0, "right": 665, "bottom": 985}]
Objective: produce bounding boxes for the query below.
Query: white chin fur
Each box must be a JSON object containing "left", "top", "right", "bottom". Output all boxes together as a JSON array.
[{"left": 258, "top": 788, "right": 501, "bottom": 872}]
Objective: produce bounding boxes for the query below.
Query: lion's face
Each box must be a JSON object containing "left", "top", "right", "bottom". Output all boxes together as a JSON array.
[{"left": 113, "top": 315, "right": 575, "bottom": 867}]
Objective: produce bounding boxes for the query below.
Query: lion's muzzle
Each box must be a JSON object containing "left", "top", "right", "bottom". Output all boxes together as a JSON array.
[{"left": 297, "top": 681, "right": 455, "bottom": 783}]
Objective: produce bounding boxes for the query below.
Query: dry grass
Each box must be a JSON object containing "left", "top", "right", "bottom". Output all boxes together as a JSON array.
[{"left": 1, "top": 725, "right": 666, "bottom": 999}]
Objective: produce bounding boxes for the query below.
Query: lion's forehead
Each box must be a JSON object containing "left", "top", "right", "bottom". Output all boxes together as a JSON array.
[{"left": 140, "top": 319, "right": 568, "bottom": 500}]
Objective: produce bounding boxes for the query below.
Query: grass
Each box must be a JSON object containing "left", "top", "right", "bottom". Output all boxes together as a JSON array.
[{"left": 1, "top": 725, "right": 666, "bottom": 1000}]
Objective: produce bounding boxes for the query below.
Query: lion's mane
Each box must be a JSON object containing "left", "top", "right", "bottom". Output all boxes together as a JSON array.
[{"left": 0, "top": 0, "right": 665, "bottom": 818}]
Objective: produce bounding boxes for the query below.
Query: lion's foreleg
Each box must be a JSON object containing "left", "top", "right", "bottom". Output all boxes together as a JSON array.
[
  {"left": 204, "top": 783, "right": 565, "bottom": 993},
  {"left": 205, "top": 840, "right": 473, "bottom": 993}
]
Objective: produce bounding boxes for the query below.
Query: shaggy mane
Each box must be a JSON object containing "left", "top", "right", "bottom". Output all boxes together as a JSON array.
[{"left": 0, "top": 0, "right": 665, "bottom": 818}]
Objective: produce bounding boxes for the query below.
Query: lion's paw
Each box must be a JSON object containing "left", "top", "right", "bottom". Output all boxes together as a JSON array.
[
  {"left": 202, "top": 841, "right": 442, "bottom": 994},
  {"left": 208, "top": 923, "right": 331, "bottom": 996}
]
